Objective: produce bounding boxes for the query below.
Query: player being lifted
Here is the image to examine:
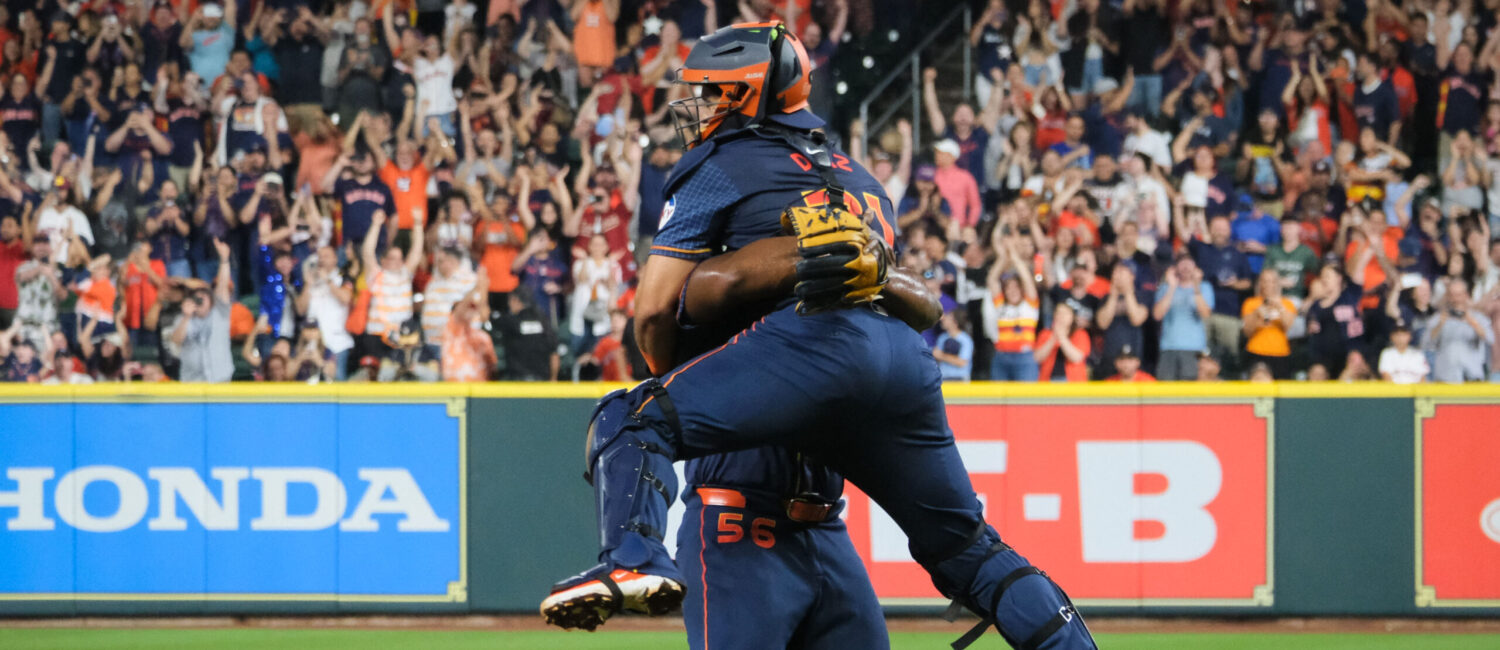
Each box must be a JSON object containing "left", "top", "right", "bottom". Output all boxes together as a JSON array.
[
  {"left": 668, "top": 210, "right": 943, "bottom": 649},
  {"left": 541, "top": 21, "right": 1098, "bottom": 650}
]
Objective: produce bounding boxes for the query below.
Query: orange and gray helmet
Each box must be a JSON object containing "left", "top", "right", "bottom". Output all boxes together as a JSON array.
[{"left": 669, "top": 21, "right": 819, "bottom": 149}]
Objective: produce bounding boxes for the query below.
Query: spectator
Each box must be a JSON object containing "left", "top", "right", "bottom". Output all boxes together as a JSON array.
[
  {"left": 34, "top": 179, "right": 92, "bottom": 265},
  {"left": 173, "top": 239, "right": 234, "bottom": 383},
  {"left": 898, "top": 164, "right": 950, "bottom": 232},
  {"left": 1153, "top": 255, "right": 1213, "bottom": 381},
  {"left": 0, "top": 213, "right": 27, "bottom": 330},
  {"left": 932, "top": 310, "right": 973, "bottom": 382},
  {"left": 515, "top": 226, "right": 568, "bottom": 326},
  {"left": 0, "top": 319, "right": 42, "bottom": 381},
  {"left": 983, "top": 231, "right": 1040, "bottom": 381},
  {"left": 41, "top": 348, "right": 90, "bottom": 384},
  {"left": 377, "top": 317, "right": 440, "bottom": 382},
  {"left": 361, "top": 211, "right": 424, "bottom": 358},
  {"left": 370, "top": 120, "right": 438, "bottom": 252},
  {"left": 182, "top": 2, "right": 238, "bottom": 86},
  {"left": 422, "top": 246, "right": 484, "bottom": 348},
  {"left": 1187, "top": 213, "right": 1253, "bottom": 362},
  {"left": 578, "top": 308, "right": 629, "bottom": 381},
  {"left": 1338, "top": 349, "right": 1377, "bottom": 382},
  {"left": 254, "top": 194, "right": 307, "bottom": 343},
  {"left": 571, "top": 0, "right": 619, "bottom": 80},
  {"left": 475, "top": 186, "right": 530, "bottom": 313},
  {"left": 495, "top": 291, "right": 559, "bottom": 381},
  {"left": 1097, "top": 260, "right": 1149, "bottom": 369},
  {"left": 326, "top": 142, "right": 395, "bottom": 252},
  {"left": 924, "top": 66, "right": 1000, "bottom": 190},
  {"left": 1105, "top": 345, "right": 1153, "bottom": 382},
  {"left": 1266, "top": 216, "right": 1318, "bottom": 300},
  {"left": 931, "top": 138, "right": 983, "bottom": 231},
  {"left": 1305, "top": 263, "right": 1365, "bottom": 377},
  {"left": 1231, "top": 199, "right": 1282, "bottom": 274},
  {"left": 71, "top": 253, "right": 117, "bottom": 337},
  {"left": 1242, "top": 269, "right": 1297, "bottom": 379},
  {"left": 1035, "top": 302, "right": 1090, "bottom": 382},
  {"left": 143, "top": 181, "right": 190, "bottom": 278},
  {"left": 1248, "top": 361, "right": 1274, "bottom": 383},
  {"left": 295, "top": 245, "right": 354, "bottom": 380},
  {"left": 440, "top": 295, "right": 496, "bottom": 382},
  {"left": 1351, "top": 50, "right": 1401, "bottom": 146},
  {"left": 1, "top": 74, "right": 42, "bottom": 152},
  {"left": 1426, "top": 277, "right": 1494, "bottom": 382},
  {"left": 288, "top": 321, "right": 333, "bottom": 382},
  {"left": 268, "top": 7, "right": 331, "bottom": 118},
  {"left": 1379, "top": 324, "right": 1430, "bottom": 384},
  {"left": 334, "top": 19, "right": 389, "bottom": 127},
  {"left": 569, "top": 233, "right": 619, "bottom": 355},
  {"left": 13, "top": 235, "right": 61, "bottom": 348},
  {"left": 1195, "top": 349, "right": 1222, "bottom": 381},
  {"left": 413, "top": 35, "right": 457, "bottom": 137}
]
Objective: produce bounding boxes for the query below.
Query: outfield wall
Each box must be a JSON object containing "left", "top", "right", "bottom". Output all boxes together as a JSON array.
[{"left": 0, "top": 383, "right": 1496, "bottom": 617}]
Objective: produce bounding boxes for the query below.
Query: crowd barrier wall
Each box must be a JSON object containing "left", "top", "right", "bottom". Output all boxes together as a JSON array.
[{"left": 0, "top": 383, "right": 1495, "bottom": 617}]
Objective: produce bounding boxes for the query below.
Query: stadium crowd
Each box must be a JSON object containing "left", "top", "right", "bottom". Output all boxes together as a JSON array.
[{"left": 0, "top": 0, "right": 1497, "bottom": 384}]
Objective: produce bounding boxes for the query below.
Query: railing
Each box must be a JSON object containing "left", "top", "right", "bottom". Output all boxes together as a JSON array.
[{"left": 856, "top": 4, "right": 973, "bottom": 155}]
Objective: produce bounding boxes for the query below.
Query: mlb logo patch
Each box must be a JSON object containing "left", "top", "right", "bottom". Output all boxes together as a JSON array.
[{"left": 659, "top": 197, "right": 676, "bottom": 228}]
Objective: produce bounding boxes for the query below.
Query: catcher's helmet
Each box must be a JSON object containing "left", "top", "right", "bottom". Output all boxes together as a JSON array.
[{"left": 669, "top": 21, "right": 817, "bottom": 148}]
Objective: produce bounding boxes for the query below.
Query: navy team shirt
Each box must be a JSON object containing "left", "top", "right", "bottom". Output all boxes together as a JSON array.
[
  {"left": 653, "top": 126, "right": 897, "bottom": 502},
  {"left": 334, "top": 175, "right": 395, "bottom": 247}
]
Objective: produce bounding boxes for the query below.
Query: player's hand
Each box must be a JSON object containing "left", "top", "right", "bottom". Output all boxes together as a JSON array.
[{"left": 781, "top": 205, "right": 887, "bottom": 314}]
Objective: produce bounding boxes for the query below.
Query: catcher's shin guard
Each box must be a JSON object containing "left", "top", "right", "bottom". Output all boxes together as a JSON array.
[
  {"left": 922, "top": 524, "right": 1097, "bottom": 650},
  {"left": 542, "top": 381, "right": 686, "bottom": 630}
]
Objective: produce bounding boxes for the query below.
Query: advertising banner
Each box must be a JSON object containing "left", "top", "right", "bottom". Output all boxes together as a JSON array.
[
  {"left": 842, "top": 400, "right": 1274, "bottom": 606},
  {"left": 0, "top": 400, "right": 465, "bottom": 602},
  {"left": 1417, "top": 401, "right": 1500, "bottom": 607}
]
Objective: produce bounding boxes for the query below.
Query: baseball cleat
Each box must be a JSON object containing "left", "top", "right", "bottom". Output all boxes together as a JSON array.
[{"left": 540, "top": 568, "right": 685, "bottom": 630}]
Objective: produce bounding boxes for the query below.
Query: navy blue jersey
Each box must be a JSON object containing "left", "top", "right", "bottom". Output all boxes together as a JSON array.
[
  {"left": 165, "top": 98, "right": 204, "bottom": 168},
  {"left": 652, "top": 130, "right": 896, "bottom": 262},
  {"left": 655, "top": 128, "right": 895, "bottom": 502},
  {"left": 335, "top": 176, "right": 395, "bottom": 247}
]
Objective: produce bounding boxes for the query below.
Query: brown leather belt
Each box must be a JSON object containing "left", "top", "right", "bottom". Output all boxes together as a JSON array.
[{"left": 696, "top": 487, "right": 837, "bottom": 523}]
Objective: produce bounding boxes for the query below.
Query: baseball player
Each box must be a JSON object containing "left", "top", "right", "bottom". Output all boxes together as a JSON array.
[
  {"left": 541, "top": 22, "right": 1097, "bottom": 650},
  {"left": 670, "top": 235, "right": 943, "bottom": 649}
]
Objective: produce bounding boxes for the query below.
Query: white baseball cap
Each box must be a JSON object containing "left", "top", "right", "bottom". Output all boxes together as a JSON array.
[
  {"left": 202, "top": 3, "right": 224, "bottom": 19},
  {"left": 934, "top": 139, "right": 961, "bottom": 158}
]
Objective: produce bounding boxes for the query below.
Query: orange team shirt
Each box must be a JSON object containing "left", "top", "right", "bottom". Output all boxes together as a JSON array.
[
  {"left": 123, "top": 259, "right": 165, "bottom": 330},
  {"left": 763, "top": 0, "right": 813, "bottom": 38},
  {"left": 1107, "top": 371, "right": 1156, "bottom": 382},
  {"left": 1344, "top": 226, "right": 1403, "bottom": 301},
  {"left": 1035, "top": 329, "right": 1091, "bottom": 381},
  {"left": 1051, "top": 209, "right": 1101, "bottom": 246},
  {"left": 295, "top": 132, "right": 341, "bottom": 194},
  {"left": 76, "top": 276, "right": 118, "bottom": 324},
  {"left": 592, "top": 335, "right": 626, "bottom": 381},
  {"left": 441, "top": 317, "right": 495, "bottom": 382},
  {"left": 475, "top": 219, "right": 527, "bottom": 293},
  {"left": 1241, "top": 296, "right": 1297, "bottom": 357},
  {"left": 380, "top": 160, "right": 430, "bottom": 230},
  {"left": 573, "top": 0, "right": 616, "bottom": 68}
]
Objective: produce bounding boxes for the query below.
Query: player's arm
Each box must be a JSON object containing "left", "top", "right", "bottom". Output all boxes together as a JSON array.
[
  {"left": 683, "top": 236, "right": 941, "bottom": 331},
  {"left": 634, "top": 255, "right": 699, "bottom": 377}
]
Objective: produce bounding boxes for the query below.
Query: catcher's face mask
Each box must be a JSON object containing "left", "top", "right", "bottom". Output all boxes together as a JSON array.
[{"left": 669, "top": 80, "right": 751, "bottom": 149}]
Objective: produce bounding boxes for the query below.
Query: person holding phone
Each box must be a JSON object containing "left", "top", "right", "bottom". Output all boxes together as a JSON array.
[{"left": 1425, "top": 277, "right": 1494, "bottom": 382}]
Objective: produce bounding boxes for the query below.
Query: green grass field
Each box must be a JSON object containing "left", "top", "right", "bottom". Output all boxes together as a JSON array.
[{"left": 2, "top": 629, "right": 1498, "bottom": 650}]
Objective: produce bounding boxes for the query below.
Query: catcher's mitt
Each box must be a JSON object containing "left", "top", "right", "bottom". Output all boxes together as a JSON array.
[{"left": 780, "top": 205, "right": 889, "bottom": 314}]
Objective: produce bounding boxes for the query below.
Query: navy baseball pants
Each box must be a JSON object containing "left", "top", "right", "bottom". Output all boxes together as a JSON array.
[{"left": 677, "top": 486, "right": 888, "bottom": 650}]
